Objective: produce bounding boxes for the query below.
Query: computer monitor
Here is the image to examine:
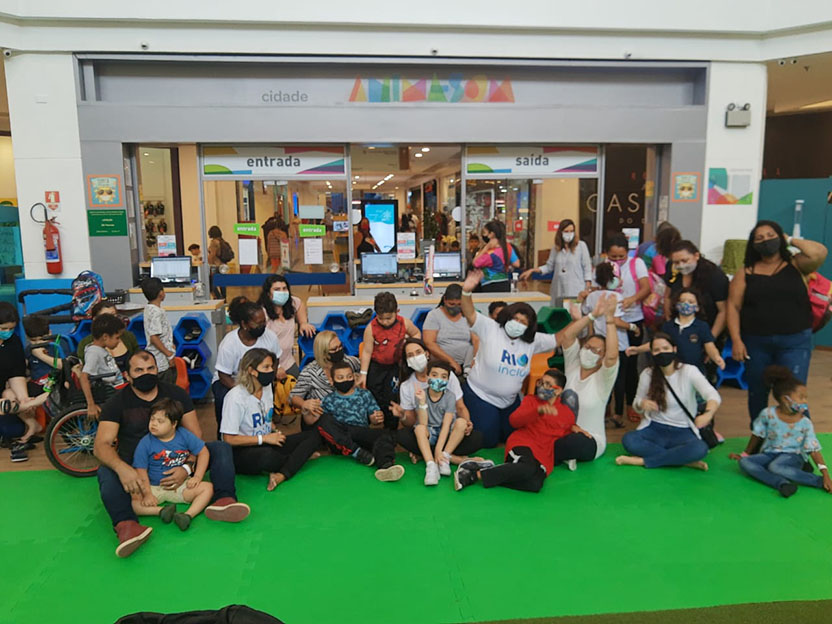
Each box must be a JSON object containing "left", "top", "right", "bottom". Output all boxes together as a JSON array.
[
  {"left": 361, "top": 253, "right": 398, "bottom": 278},
  {"left": 151, "top": 256, "right": 192, "bottom": 283},
  {"left": 430, "top": 252, "right": 462, "bottom": 279}
]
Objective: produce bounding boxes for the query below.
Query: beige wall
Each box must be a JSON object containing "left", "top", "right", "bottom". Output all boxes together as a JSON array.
[
  {"left": 0, "top": 136, "right": 16, "bottom": 202},
  {"left": 533, "top": 178, "right": 580, "bottom": 265},
  {"left": 178, "top": 144, "right": 201, "bottom": 249}
]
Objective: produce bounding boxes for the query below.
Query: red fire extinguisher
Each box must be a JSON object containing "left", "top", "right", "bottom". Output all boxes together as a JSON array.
[{"left": 32, "top": 202, "right": 63, "bottom": 274}]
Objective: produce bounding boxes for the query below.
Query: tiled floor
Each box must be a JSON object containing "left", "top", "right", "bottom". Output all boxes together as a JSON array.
[{"left": 4, "top": 349, "right": 831, "bottom": 473}]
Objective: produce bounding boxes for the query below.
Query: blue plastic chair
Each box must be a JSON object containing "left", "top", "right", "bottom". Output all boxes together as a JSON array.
[{"left": 715, "top": 338, "right": 748, "bottom": 390}]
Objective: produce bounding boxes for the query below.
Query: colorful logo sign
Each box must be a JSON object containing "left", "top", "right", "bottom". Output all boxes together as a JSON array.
[
  {"left": 672, "top": 172, "right": 700, "bottom": 202},
  {"left": 203, "top": 146, "right": 345, "bottom": 178},
  {"left": 349, "top": 75, "right": 514, "bottom": 103},
  {"left": 88, "top": 175, "right": 122, "bottom": 208},
  {"left": 707, "top": 167, "right": 754, "bottom": 205},
  {"left": 466, "top": 146, "right": 598, "bottom": 177}
]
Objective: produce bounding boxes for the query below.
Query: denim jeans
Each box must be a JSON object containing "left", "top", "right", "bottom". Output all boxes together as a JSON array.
[
  {"left": 462, "top": 383, "right": 521, "bottom": 448},
  {"left": 97, "top": 440, "right": 238, "bottom": 527},
  {"left": 621, "top": 421, "right": 708, "bottom": 468},
  {"left": 743, "top": 329, "right": 812, "bottom": 426},
  {"left": 739, "top": 452, "right": 822, "bottom": 491}
]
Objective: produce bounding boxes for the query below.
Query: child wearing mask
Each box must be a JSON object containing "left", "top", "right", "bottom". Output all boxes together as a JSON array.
[
  {"left": 357, "top": 292, "right": 421, "bottom": 429},
  {"left": 318, "top": 361, "right": 406, "bottom": 482},
  {"left": 455, "top": 369, "right": 575, "bottom": 493},
  {"left": 412, "top": 361, "right": 468, "bottom": 486},
  {"left": 731, "top": 365, "right": 831, "bottom": 497}
]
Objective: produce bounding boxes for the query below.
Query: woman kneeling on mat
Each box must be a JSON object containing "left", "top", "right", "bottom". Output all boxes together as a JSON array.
[
  {"left": 730, "top": 366, "right": 832, "bottom": 497},
  {"left": 454, "top": 368, "right": 574, "bottom": 493},
  {"left": 220, "top": 348, "right": 320, "bottom": 491},
  {"left": 617, "top": 333, "right": 719, "bottom": 470}
]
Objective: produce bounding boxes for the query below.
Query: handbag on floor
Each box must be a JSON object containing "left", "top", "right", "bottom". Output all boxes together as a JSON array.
[{"left": 661, "top": 373, "right": 719, "bottom": 449}]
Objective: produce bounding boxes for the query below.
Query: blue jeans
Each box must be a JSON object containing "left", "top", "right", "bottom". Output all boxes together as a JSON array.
[
  {"left": 97, "top": 440, "right": 238, "bottom": 527},
  {"left": 622, "top": 421, "right": 708, "bottom": 468},
  {"left": 462, "top": 383, "right": 521, "bottom": 448},
  {"left": 739, "top": 452, "right": 822, "bottom": 491},
  {"left": 743, "top": 329, "right": 812, "bottom": 426}
]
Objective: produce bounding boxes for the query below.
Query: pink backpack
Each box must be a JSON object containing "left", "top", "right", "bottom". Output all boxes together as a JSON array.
[{"left": 628, "top": 258, "right": 666, "bottom": 327}]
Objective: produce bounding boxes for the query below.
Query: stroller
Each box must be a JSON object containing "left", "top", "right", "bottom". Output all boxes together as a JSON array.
[{"left": 17, "top": 271, "right": 127, "bottom": 477}]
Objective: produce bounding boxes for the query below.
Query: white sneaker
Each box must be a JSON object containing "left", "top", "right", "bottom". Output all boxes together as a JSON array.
[
  {"left": 374, "top": 464, "right": 405, "bottom": 482},
  {"left": 424, "top": 461, "right": 440, "bottom": 486},
  {"left": 439, "top": 461, "right": 451, "bottom": 477},
  {"left": 566, "top": 459, "right": 577, "bottom": 472}
]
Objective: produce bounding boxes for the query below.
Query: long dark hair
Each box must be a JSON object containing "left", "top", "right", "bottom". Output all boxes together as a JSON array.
[
  {"left": 655, "top": 223, "right": 681, "bottom": 257},
  {"left": 744, "top": 220, "right": 791, "bottom": 267},
  {"left": 258, "top": 274, "right": 295, "bottom": 321},
  {"left": 669, "top": 240, "right": 722, "bottom": 295},
  {"left": 399, "top": 337, "right": 429, "bottom": 384},
  {"left": 496, "top": 302, "right": 537, "bottom": 344},
  {"left": 646, "top": 332, "right": 681, "bottom": 412},
  {"left": 484, "top": 220, "right": 510, "bottom": 271},
  {"left": 555, "top": 219, "right": 578, "bottom": 252}
]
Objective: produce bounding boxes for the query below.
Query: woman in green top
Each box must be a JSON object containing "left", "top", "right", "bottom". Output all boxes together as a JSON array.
[{"left": 77, "top": 301, "right": 139, "bottom": 373}]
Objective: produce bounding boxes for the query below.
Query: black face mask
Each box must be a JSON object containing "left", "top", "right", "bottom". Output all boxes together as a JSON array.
[
  {"left": 482, "top": 235, "right": 490, "bottom": 243},
  {"left": 445, "top": 305, "right": 462, "bottom": 316},
  {"left": 257, "top": 370, "right": 276, "bottom": 387},
  {"left": 329, "top": 347, "right": 345, "bottom": 363},
  {"left": 653, "top": 352, "right": 676, "bottom": 368},
  {"left": 132, "top": 373, "right": 158, "bottom": 393},
  {"left": 753, "top": 238, "right": 781, "bottom": 258},
  {"left": 247, "top": 324, "right": 267, "bottom": 339},
  {"left": 334, "top": 379, "right": 354, "bottom": 393}
]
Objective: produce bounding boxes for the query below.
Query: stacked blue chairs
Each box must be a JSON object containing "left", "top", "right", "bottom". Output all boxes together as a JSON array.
[
  {"left": 173, "top": 315, "right": 213, "bottom": 399},
  {"left": 715, "top": 338, "right": 748, "bottom": 390}
]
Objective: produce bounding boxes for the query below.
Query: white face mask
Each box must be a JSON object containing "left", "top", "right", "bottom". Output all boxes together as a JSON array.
[
  {"left": 407, "top": 353, "right": 428, "bottom": 372},
  {"left": 579, "top": 348, "right": 602, "bottom": 369},
  {"left": 675, "top": 261, "right": 697, "bottom": 276},
  {"left": 505, "top": 319, "right": 528, "bottom": 339},
  {"left": 562, "top": 232, "right": 575, "bottom": 243}
]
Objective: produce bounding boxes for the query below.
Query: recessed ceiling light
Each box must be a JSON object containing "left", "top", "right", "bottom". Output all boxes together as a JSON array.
[
  {"left": 143, "top": 152, "right": 149, "bottom": 157},
  {"left": 421, "top": 147, "right": 430, "bottom": 152},
  {"left": 368, "top": 146, "right": 376, "bottom": 150},
  {"left": 414, "top": 153, "right": 423, "bottom": 158},
  {"left": 450, "top": 179, "right": 455, "bottom": 183},
  {"left": 354, "top": 175, "right": 360, "bottom": 179}
]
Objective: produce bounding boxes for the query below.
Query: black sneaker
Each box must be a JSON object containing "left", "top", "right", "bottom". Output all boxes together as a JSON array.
[
  {"left": 159, "top": 504, "right": 176, "bottom": 524},
  {"left": 354, "top": 448, "right": 375, "bottom": 467},
  {"left": 0, "top": 437, "right": 10, "bottom": 449},
  {"left": 173, "top": 513, "right": 192, "bottom": 531},
  {"left": 459, "top": 459, "right": 495, "bottom": 473},
  {"left": 778, "top": 482, "right": 798, "bottom": 498},
  {"left": 454, "top": 467, "right": 478, "bottom": 491},
  {"left": 10, "top": 443, "right": 28, "bottom": 462}
]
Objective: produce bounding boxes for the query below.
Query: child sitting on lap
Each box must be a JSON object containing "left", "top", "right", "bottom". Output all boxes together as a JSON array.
[
  {"left": 413, "top": 361, "right": 469, "bottom": 486},
  {"left": 131, "top": 397, "right": 213, "bottom": 531}
]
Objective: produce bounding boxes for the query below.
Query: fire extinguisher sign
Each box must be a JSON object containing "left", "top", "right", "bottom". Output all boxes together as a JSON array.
[{"left": 45, "top": 191, "right": 61, "bottom": 212}]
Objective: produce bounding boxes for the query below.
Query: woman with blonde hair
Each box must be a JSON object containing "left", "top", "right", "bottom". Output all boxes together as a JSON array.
[
  {"left": 289, "top": 330, "right": 361, "bottom": 428},
  {"left": 220, "top": 348, "right": 319, "bottom": 491}
]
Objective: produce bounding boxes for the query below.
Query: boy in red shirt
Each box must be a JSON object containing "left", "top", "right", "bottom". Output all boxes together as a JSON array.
[
  {"left": 358, "top": 292, "right": 421, "bottom": 429},
  {"left": 455, "top": 368, "right": 586, "bottom": 493}
]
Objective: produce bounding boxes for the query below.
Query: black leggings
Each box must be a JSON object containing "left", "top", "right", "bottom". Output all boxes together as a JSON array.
[
  {"left": 397, "top": 427, "right": 484, "bottom": 458},
  {"left": 316, "top": 413, "right": 396, "bottom": 468},
  {"left": 366, "top": 361, "right": 399, "bottom": 430},
  {"left": 231, "top": 429, "right": 320, "bottom": 480},
  {"left": 554, "top": 432, "right": 598, "bottom": 464},
  {"left": 481, "top": 446, "right": 546, "bottom": 493}
]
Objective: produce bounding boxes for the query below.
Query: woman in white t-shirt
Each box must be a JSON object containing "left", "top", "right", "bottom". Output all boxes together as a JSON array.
[
  {"left": 220, "top": 348, "right": 319, "bottom": 491},
  {"left": 561, "top": 293, "right": 620, "bottom": 462},
  {"left": 459, "top": 269, "right": 558, "bottom": 448},
  {"left": 606, "top": 233, "right": 651, "bottom": 422},
  {"left": 391, "top": 337, "right": 483, "bottom": 462},
  {"left": 617, "top": 332, "right": 720, "bottom": 470},
  {"left": 258, "top": 275, "right": 317, "bottom": 379}
]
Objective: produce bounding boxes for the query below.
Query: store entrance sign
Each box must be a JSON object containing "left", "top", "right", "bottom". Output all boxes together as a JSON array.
[
  {"left": 299, "top": 224, "right": 326, "bottom": 238},
  {"left": 234, "top": 223, "right": 261, "bottom": 236},
  {"left": 466, "top": 146, "right": 598, "bottom": 177},
  {"left": 203, "top": 146, "right": 345, "bottom": 178}
]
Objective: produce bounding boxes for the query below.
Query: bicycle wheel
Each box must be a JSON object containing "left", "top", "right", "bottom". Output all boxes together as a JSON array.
[{"left": 45, "top": 404, "right": 100, "bottom": 477}]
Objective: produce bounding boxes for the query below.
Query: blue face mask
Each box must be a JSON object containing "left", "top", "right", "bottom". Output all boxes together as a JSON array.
[
  {"left": 505, "top": 319, "right": 527, "bottom": 339},
  {"left": 536, "top": 386, "right": 556, "bottom": 401},
  {"left": 676, "top": 301, "right": 698, "bottom": 317},
  {"left": 607, "top": 277, "right": 621, "bottom": 291},
  {"left": 0, "top": 329, "right": 14, "bottom": 340},
  {"left": 428, "top": 378, "right": 448, "bottom": 392},
  {"left": 785, "top": 396, "right": 809, "bottom": 416},
  {"left": 272, "top": 290, "right": 290, "bottom": 306}
]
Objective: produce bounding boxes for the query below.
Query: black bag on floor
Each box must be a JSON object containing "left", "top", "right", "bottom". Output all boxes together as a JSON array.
[
  {"left": 115, "top": 604, "right": 284, "bottom": 624},
  {"left": 662, "top": 374, "right": 719, "bottom": 449}
]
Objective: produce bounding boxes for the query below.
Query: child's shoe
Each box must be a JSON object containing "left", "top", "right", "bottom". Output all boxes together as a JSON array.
[
  {"left": 374, "top": 463, "right": 404, "bottom": 482},
  {"left": 353, "top": 448, "right": 375, "bottom": 467},
  {"left": 10, "top": 443, "right": 28, "bottom": 462},
  {"left": 454, "top": 467, "right": 477, "bottom": 491},
  {"left": 159, "top": 504, "right": 176, "bottom": 524},
  {"left": 565, "top": 459, "right": 577, "bottom": 472},
  {"left": 173, "top": 513, "right": 192, "bottom": 531},
  {"left": 439, "top": 461, "right": 451, "bottom": 477},
  {"left": 424, "top": 461, "right": 440, "bottom": 486}
]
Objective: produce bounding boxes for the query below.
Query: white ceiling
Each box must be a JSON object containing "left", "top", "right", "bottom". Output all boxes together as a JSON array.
[
  {"left": 767, "top": 51, "right": 832, "bottom": 115},
  {"left": 351, "top": 144, "right": 460, "bottom": 191}
]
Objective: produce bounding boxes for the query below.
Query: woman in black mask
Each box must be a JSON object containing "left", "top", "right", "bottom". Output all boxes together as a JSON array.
[
  {"left": 211, "top": 300, "right": 283, "bottom": 436},
  {"left": 616, "top": 333, "right": 720, "bottom": 470},
  {"left": 727, "top": 220, "right": 827, "bottom": 425},
  {"left": 219, "top": 348, "right": 319, "bottom": 491}
]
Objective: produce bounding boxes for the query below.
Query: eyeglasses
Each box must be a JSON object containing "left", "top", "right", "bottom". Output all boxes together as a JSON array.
[{"left": 537, "top": 383, "right": 563, "bottom": 390}]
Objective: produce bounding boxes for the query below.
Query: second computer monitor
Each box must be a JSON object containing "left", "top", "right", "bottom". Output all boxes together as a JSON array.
[
  {"left": 430, "top": 252, "right": 462, "bottom": 279},
  {"left": 361, "top": 252, "right": 398, "bottom": 278}
]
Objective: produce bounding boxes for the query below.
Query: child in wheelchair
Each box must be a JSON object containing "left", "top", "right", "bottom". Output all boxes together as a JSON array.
[{"left": 131, "top": 398, "right": 213, "bottom": 532}]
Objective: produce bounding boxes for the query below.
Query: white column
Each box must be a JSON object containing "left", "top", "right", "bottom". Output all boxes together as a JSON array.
[
  {"left": 5, "top": 53, "right": 91, "bottom": 278},
  {"left": 699, "top": 62, "right": 767, "bottom": 263}
]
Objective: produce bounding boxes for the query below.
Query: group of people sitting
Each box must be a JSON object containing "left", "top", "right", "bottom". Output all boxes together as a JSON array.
[{"left": 0, "top": 219, "right": 830, "bottom": 560}]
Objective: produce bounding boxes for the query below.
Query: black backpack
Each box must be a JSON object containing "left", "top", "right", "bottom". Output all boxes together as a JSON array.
[{"left": 217, "top": 238, "right": 235, "bottom": 264}]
